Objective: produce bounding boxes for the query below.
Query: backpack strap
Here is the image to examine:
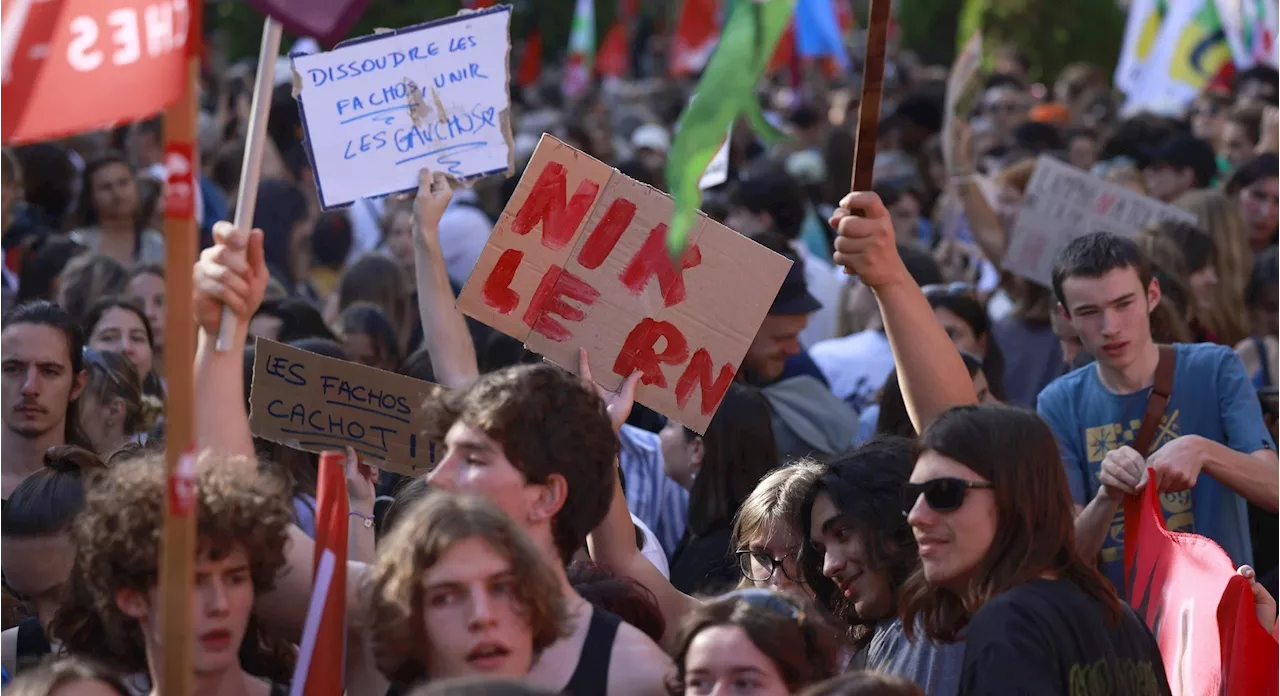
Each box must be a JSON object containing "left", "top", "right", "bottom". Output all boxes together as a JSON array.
[{"left": 1132, "top": 345, "right": 1176, "bottom": 457}]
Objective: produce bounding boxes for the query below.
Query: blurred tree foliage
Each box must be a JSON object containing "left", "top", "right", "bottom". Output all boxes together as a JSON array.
[
  {"left": 896, "top": 0, "right": 1126, "bottom": 83},
  {"left": 208, "top": 0, "right": 617, "bottom": 64}
]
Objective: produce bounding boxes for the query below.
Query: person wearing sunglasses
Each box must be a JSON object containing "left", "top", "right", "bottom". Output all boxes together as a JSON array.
[
  {"left": 799, "top": 437, "right": 963, "bottom": 695},
  {"left": 899, "top": 405, "right": 1170, "bottom": 695}
]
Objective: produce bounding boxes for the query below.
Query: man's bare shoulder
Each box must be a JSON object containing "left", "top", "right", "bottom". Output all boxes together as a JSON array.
[{"left": 606, "top": 620, "right": 674, "bottom": 696}]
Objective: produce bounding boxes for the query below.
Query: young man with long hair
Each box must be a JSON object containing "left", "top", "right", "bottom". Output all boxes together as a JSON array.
[
  {"left": 899, "top": 405, "right": 1170, "bottom": 694},
  {"left": 1, "top": 301, "right": 88, "bottom": 498}
]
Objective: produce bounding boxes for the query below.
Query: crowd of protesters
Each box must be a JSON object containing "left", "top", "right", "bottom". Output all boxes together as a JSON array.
[{"left": 0, "top": 20, "right": 1278, "bottom": 696}]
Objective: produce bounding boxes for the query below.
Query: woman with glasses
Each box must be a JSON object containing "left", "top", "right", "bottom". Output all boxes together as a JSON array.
[
  {"left": 77, "top": 348, "right": 159, "bottom": 458},
  {"left": 591, "top": 438, "right": 825, "bottom": 646},
  {"left": 668, "top": 589, "right": 837, "bottom": 696},
  {"left": 1224, "top": 154, "right": 1279, "bottom": 254},
  {"left": 899, "top": 405, "right": 1170, "bottom": 695}
]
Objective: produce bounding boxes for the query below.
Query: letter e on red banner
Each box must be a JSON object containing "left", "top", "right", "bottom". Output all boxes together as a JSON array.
[{"left": 2, "top": 0, "right": 191, "bottom": 144}]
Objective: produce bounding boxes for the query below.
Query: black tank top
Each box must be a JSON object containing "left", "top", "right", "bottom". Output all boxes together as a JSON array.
[
  {"left": 382, "top": 608, "right": 623, "bottom": 696},
  {"left": 562, "top": 607, "right": 621, "bottom": 696}
]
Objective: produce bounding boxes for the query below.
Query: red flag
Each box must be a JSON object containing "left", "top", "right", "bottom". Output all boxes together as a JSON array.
[
  {"left": 670, "top": 0, "right": 721, "bottom": 76},
  {"left": 517, "top": 29, "right": 543, "bottom": 88},
  {"left": 245, "top": 0, "right": 371, "bottom": 47},
  {"left": 1218, "top": 574, "right": 1279, "bottom": 693},
  {"left": 292, "top": 451, "right": 349, "bottom": 696},
  {"left": 1125, "top": 468, "right": 1279, "bottom": 696},
  {"left": 769, "top": 21, "right": 796, "bottom": 75},
  {"left": 2, "top": 0, "right": 190, "bottom": 144},
  {"left": 598, "top": 22, "right": 629, "bottom": 78}
]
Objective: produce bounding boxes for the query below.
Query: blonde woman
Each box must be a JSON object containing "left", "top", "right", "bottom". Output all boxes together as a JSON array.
[{"left": 1176, "top": 189, "right": 1254, "bottom": 345}]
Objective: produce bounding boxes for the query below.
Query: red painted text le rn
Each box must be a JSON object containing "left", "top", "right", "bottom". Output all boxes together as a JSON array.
[{"left": 479, "top": 162, "right": 734, "bottom": 415}]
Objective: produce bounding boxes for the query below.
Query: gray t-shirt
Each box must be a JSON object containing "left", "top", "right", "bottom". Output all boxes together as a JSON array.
[{"left": 855, "top": 618, "right": 964, "bottom": 696}]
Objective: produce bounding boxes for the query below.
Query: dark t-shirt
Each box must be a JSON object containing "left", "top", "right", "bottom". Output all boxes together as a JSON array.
[{"left": 959, "top": 579, "right": 1171, "bottom": 696}]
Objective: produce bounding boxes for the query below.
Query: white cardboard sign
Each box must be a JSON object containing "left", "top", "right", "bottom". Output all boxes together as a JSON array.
[
  {"left": 1003, "top": 156, "right": 1198, "bottom": 287},
  {"left": 293, "top": 6, "right": 515, "bottom": 209}
]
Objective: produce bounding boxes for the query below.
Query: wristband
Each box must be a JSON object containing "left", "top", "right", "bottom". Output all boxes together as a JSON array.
[{"left": 350, "top": 510, "right": 374, "bottom": 529}]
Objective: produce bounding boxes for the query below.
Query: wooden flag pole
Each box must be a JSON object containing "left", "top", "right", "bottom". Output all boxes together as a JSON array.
[
  {"left": 156, "top": 4, "right": 202, "bottom": 692},
  {"left": 215, "top": 17, "right": 283, "bottom": 351},
  {"left": 850, "top": 0, "right": 892, "bottom": 191}
]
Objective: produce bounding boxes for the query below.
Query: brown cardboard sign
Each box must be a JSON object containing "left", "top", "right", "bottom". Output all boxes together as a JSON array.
[
  {"left": 457, "top": 134, "right": 792, "bottom": 433},
  {"left": 249, "top": 337, "right": 442, "bottom": 476}
]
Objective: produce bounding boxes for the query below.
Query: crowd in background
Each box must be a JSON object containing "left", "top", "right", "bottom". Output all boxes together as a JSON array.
[{"left": 0, "top": 14, "right": 1278, "bottom": 696}]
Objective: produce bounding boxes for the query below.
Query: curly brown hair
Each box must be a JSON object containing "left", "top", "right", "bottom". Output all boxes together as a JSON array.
[
  {"left": 49, "top": 451, "right": 295, "bottom": 681},
  {"left": 667, "top": 589, "right": 838, "bottom": 695},
  {"left": 424, "top": 363, "right": 619, "bottom": 563},
  {"left": 368, "top": 491, "right": 569, "bottom": 685}
]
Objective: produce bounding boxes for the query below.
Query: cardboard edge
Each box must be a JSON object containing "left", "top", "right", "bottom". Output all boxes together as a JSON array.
[{"left": 295, "top": 4, "right": 517, "bottom": 210}]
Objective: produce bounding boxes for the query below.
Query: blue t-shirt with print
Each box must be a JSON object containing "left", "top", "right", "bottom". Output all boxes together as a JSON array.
[{"left": 1037, "top": 343, "right": 1276, "bottom": 594}]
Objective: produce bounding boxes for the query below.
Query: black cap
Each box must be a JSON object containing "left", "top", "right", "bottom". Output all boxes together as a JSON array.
[
  {"left": 769, "top": 256, "right": 822, "bottom": 316},
  {"left": 1142, "top": 133, "right": 1217, "bottom": 188}
]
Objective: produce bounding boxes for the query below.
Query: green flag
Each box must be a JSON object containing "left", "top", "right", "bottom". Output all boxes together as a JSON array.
[{"left": 665, "top": 0, "right": 797, "bottom": 259}]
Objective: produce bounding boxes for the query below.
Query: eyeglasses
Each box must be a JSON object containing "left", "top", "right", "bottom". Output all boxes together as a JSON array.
[
  {"left": 736, "top": 550, "right": 802, "bottom": 583},
  {"left": 921, "top": 282, "right": 976, "bottom": 299},
  {"left": 902, "top": 477, "right": 994, "bottom": 516}
]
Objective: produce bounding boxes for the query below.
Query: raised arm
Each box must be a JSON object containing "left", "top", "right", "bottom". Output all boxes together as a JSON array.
[
  {"left": 193, "top": 222, "right": 268, "bottom": 457},
  {"left": 192, "top": 225, "right": 376, "bottom": 665},
  {"left": 831, "top": 192, "right": 977, "bottom": 432},
  {"left": 579, "top": 351, "right": 699, "bottom": 645},
  {"left": 947, "top": 121, "right": 1008, "bottom": 266},
  {"left": 413, "top": 169, "right": 480, "bottom": 389}
]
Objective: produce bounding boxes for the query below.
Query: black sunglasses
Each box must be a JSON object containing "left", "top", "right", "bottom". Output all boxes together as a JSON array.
[{"left": 902, "top": 477, "right": 994, "bottom": 516}]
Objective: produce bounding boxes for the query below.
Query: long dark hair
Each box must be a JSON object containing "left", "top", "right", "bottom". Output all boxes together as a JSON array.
[
  {"left": 1, "top": 301, "right": 92, "bottom": 448},
  {"left": 686, "top": 383, "right": 779, "bottom": 537},
  {"left": 2, "top": 446, "right": 104, "bottom": 537},
  {"left": 797, "top": 437, "right": 918, "bottom": 647},
  {"left": 899, "top": 405, "right": 1123, "bottom": 642}
]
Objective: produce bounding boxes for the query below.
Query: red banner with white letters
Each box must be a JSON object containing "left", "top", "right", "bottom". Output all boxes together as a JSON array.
[{"left": 1, "top": 0, "right": 190, "bottom": 144}]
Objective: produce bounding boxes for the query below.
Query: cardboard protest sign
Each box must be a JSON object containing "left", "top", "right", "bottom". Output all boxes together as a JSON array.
[
  {"left": 457, "top": 135, "right": 792, "bottom": 434},
  {"left": 249, "top": 338, "right": 442, "bottom": 476},
  {"left": 292, "top": 5, "right": 514, "bottom": 209},
  {"left": 1003, "top": 156, "right": 1197, "bottom": 287}
]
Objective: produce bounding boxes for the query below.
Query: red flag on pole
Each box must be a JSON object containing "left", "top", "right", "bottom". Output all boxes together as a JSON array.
[
  {"left": 244, "top": 0, "right": 372, "bottom": 47},
  {"left": 1125, "top": 468, "right": 1279, "bottom": 695},
  {"left": 292, "top": 451, "right": 349, "bottom": 695},
  {"left": 2, "top": 0, "right": 190, "bottom": 144}
]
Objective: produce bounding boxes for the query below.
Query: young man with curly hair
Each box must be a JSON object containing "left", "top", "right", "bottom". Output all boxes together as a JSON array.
[
  {"left": 191, "top": 171, "right": 673, "bottom": 695},
  {"left": 50, "top": 452, "right": 295, "bottom": 696}
]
